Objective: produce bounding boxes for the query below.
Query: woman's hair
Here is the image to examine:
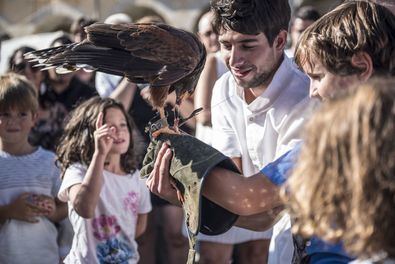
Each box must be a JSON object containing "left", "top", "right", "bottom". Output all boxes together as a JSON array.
[
  {"left": 56, "top": 97, "right": 137, "bottom": 176},
  {"left": 50, "top": 35, "right": 73, "bottom": 48},
  {"left": 295, "top": 1, "right": 395, "bottom": 77},
  {"left": 210, "top": 0, "right": 290, "bottom": 45},
  {"left": 70, "top": 17, "right": 97, "bottom": 35},
  {"left": 285, "top": 78, "right": 395, "bottom": 258},
  {"left": 0, "top": 73, "right": 38, "bottom": 113},
  {"left": 8, "top": 46, "right": 36, "bottom": 73}
]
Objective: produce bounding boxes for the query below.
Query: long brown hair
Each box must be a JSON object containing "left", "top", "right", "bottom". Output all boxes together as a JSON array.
[
  {"left": 56, "top": 96, "right": 137, "bottom": 177},
  {"left": 285, "top": 78, "right": 395, "bottom": 258}
]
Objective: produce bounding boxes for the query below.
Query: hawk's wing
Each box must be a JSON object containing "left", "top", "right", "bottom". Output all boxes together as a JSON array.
[{"left": 86, "top": 23, "right": 200, "bottom": 86}]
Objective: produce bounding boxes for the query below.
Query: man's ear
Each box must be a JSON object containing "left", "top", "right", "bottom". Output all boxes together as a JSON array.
[
  {"left": 351, "top": 52, "right": 373, "bottom": 81},
  {"left": 274, "top": 30, "right": 287, "bottom": 51}
]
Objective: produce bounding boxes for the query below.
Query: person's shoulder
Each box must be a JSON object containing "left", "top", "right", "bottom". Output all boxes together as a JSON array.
[
  {"left": 35, "top": 146, "right": 56, "bottom": 157},
  {"left": 286, "top": 56, "right": 309, "bottom": 87},
  {"left": 274, "top": 56, "right": 309, "bottom": 106}
]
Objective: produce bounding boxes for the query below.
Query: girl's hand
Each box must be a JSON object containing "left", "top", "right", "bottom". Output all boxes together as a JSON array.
[
  {"left": 94, "top": 112, "right": 115, "bottom": 156},
  {"left": 8, "top": 193, "right": 49, "bottom": 223}
]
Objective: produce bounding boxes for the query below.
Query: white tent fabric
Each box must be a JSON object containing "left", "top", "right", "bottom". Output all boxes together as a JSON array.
[{"left": 0, "top": 31, "right": 65, "bottom": 74}]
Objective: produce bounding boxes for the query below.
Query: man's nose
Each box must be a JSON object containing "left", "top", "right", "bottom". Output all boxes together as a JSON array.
[
  {"left": 309, "top": 83, "right": 318, "bottom": 98},
  {"left": 229, "top": 48, "right": 244, "bottom": 67}
]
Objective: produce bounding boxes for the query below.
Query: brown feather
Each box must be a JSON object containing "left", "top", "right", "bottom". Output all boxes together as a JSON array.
[{"left": 25, "top": 22, "right": 206, "bottom": 111}]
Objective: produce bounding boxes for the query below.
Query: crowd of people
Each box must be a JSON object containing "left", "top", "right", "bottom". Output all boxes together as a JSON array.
[{"left": 0, "top": 0, "right": 394, "bottom": 263}]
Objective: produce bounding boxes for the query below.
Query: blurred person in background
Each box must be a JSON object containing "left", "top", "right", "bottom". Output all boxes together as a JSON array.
[
  {"left": 70, "top": 16, "right": 98, "bottom": 87},
  {"left": 29, "top": 35, "right": 97, "bottom": 151},
  {"left": 285, "top": 5, "right": 320, "bottom": 57},
  {"left": 193, "top": 9, "right": 228, "bottom": 146},
  {"left": 8, "top": 46, "right": 45, "bottom": 93}
]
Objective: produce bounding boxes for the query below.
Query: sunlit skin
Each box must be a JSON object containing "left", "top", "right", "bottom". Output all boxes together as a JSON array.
[
  {"left": 219, "top": 30, "right": 285, "bottom": 103},
  {"left": 103, "top": 107, "right": 130, "bottom": 157},
  {"left": 303, "top": 58, "right": 359, "bottom": 100},
  {"left": 0, "top": 108, "right": 37, "bottom": 155}
]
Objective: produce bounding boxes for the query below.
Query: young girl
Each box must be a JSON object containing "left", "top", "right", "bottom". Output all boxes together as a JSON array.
[
  {"left": 57, "top": 97, "right": 151, "bottom": 263},
  {"left": 286, "top": 78, "right": 395, "bottom": 262}
]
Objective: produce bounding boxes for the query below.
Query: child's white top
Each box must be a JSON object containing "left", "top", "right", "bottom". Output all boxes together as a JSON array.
[
  {"left": 58, "top": 163, "right": 152, "bottom": 264},
  {"left": 0, "top": 147, "right": 61, "bottom": 264}
]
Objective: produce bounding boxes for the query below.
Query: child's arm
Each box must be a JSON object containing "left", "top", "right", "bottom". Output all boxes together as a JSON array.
[
  {"left": 67, "top": 112, "right": 114, "bottom": 218},
  {"left": 135, "top": 213, "right": 148, "bottom": 238},
  {"left": 46, "top": 198, "right": 68, "bottom": 223},
  {"left": 0, "top": 193, "right": 49, "bottom": 224}
]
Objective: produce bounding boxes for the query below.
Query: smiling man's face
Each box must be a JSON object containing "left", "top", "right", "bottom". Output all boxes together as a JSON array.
[{"left": 219, "top": 30, "right": 284, "bottom": 90}]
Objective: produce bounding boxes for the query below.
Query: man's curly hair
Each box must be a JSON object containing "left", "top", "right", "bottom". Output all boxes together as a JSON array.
[{"left": 210, "top": 0, "right": 290, "bottom": 45}]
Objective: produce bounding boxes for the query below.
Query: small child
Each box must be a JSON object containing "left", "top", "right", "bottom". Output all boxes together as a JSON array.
[
  {"left": 57, "top": 96, "right": 152, "bottom": 263},
  {"left": 0, "top": 73, "right": 67, "bottom": 264},
  {"left": 286, "top": 78, "right": 395, "bottom": 262}
]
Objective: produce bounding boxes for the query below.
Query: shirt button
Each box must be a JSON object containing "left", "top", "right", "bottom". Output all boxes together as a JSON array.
[{"left": 249, "top": 117, "right": 254, "bottom": 122}]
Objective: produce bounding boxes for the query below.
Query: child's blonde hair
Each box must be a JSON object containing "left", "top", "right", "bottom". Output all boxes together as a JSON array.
[
  {"left": 295, "top": 1, "right": 395, "bottom": 77},
  {"left": 0, "top": 73, "right": 38, "bottom": 113},
  {"left": 285, "top": 78, "right": 395, "bottom": 258},
  {"left": 56, "top": 96, "right": 137, "bottom": 177}
]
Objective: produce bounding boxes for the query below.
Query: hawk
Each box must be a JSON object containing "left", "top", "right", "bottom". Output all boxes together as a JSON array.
[{"left": 25, "top": 22, "right": 206, "bottom": 136}]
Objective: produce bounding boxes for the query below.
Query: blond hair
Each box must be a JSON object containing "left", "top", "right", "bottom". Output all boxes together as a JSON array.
[
  {"left": 0, "top": 73, "right": 38, "bottom": 113},
  {"left": 295, "top": 1, "right": 395, "bottom": 77},
  {"left": 285, "top": 78, "right": 395, "bottom": 258}
]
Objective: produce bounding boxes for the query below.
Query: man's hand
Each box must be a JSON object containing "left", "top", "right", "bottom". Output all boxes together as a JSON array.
[
  {"left": 146, "top": 143, "right": 181, "bottom": 206},
  {"left": 141, "top": 133, "right": 240, "bottom": 235}
]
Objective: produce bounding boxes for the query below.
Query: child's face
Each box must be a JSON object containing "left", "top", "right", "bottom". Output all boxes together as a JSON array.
[
  {"left": 303, "top": 57, "right": 359, "bottom": 101},
  {"left": 103, "top": 107, "right": 130, "bottom": 155},
  {"left": 0, "top": 108, "right": 37, "bottom": 145}
]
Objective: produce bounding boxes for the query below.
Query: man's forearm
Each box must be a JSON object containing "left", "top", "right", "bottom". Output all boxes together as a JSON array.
[
  {"left": 235, "top": 205, "right": 286, "bottom": 231},
  {"left": 202, "top": 167, "right": 283, "bottom": 216}
]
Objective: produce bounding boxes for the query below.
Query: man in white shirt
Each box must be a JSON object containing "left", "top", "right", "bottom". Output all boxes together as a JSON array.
[{"left": 196, "top": 0, "right": 314, "bottom": 263}]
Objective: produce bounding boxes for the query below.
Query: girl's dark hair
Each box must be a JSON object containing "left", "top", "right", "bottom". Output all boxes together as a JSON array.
[
  {"left": 8, "top": 46, "right": 36, "bottom": 72},
  {"left": 56, "top": 96, "right": 137, "bottom": 177}
]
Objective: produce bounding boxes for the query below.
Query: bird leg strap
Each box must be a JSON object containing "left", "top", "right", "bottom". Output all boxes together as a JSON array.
[
  {"left": 145, "top": 115, "right": 169, "bottom": 139},
  {"left": 186, "top": 228, "right": 197, "bottom": 264}
]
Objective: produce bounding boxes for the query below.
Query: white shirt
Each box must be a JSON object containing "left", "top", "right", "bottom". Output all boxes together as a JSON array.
[
  {"left": 58, "top": 164, "right": 152, "bottom": 264},
  {"left": 195, "top": 51, "right": 228, "bottom": 145},
  {"left": 95, "top": 72, "right": 122, "bottom": 97},
  {"left": 209, "top": 55, "right": 315, "bottom": 262},
  {"left": 0, "top": 147, "right": 61, "bottom": 264}
]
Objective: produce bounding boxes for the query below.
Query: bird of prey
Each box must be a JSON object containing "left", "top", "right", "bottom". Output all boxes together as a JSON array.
[{"left": 25, "top": 22, "right": 206, "bottom": 136}]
